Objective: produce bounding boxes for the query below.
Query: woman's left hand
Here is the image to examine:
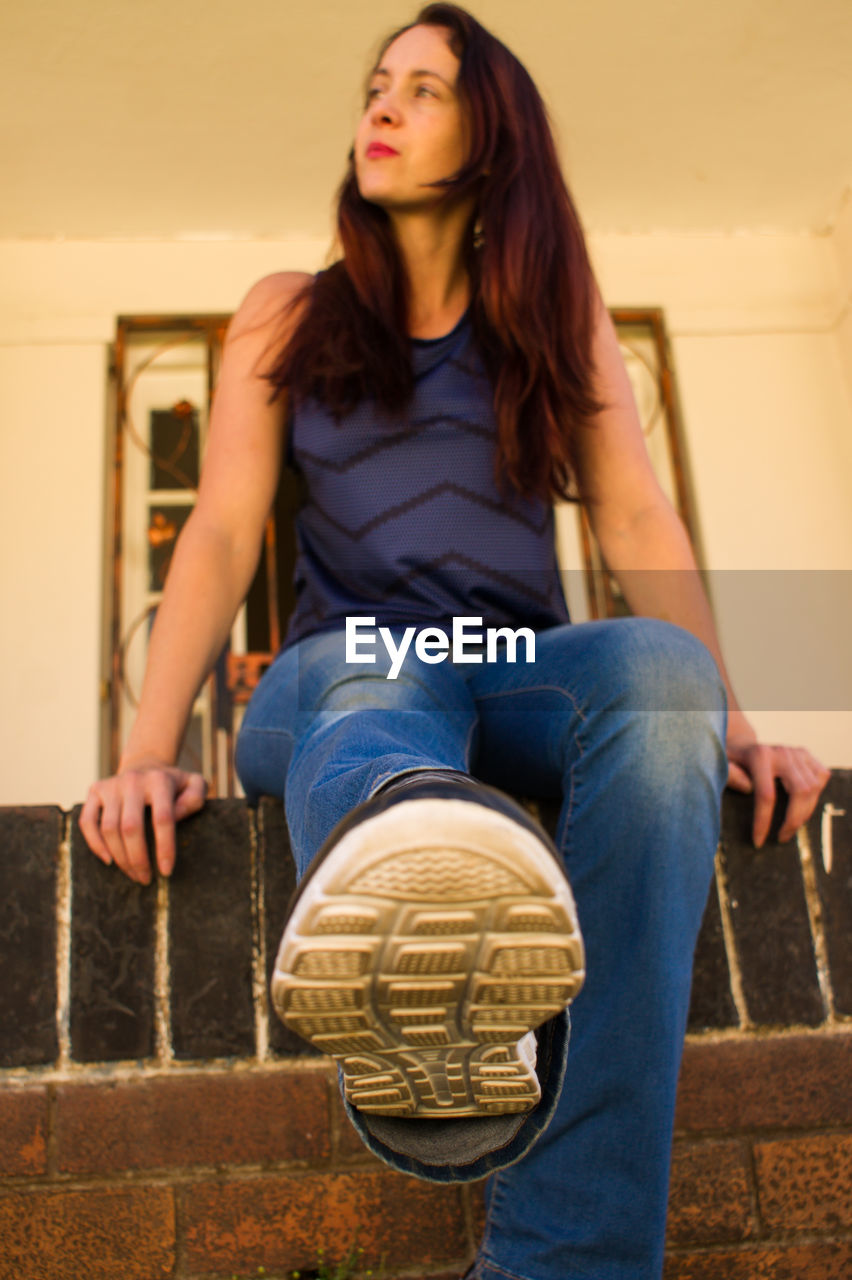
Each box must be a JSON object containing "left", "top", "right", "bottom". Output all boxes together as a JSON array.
[{"left": 725, "top": 713, "right": 831, "bottom": 848}]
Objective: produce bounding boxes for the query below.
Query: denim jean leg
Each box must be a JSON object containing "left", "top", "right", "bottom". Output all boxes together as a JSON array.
[
  {"left": 465, "top": 618, "right": 728, "bottom": 1280},
  {"left": 236, "top": 626, "right": 479, "bottom": 877},
  {"left": 236, "top": 625, "right": 578, "bottom": 1183},
  {"left": 236, "top": 617, "right": 727, "bottom": 1253}
]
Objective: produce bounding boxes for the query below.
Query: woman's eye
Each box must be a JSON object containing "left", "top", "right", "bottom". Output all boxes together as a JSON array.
[{"left": 415, "top": 85, "right": 436, "bottom": 98}]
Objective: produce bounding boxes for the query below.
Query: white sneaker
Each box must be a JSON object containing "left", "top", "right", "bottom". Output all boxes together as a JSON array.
[{"left": 271, "top": 772, "right": 585, "bottom": 1119}]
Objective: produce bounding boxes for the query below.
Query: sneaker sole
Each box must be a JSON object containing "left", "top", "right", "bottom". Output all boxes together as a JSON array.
[{"left": 271, "top": 797, "right": 585, "bottom": 1118}]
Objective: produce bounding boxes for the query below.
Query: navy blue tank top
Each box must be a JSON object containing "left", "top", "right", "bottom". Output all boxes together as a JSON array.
[{"left": 283, "top": 308, "right": 570, "bottom": 647}]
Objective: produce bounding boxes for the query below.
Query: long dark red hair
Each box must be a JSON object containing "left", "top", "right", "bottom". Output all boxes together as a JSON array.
[{"left": 266, "top": 3, "right": 605, "bottom": 501}]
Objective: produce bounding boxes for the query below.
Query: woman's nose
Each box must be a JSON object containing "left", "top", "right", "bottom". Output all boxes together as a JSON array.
[{"left": 370, "top": 94, "right": 399, "bottom": 126}]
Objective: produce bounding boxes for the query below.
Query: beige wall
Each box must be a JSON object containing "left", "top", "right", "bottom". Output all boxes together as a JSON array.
[
  {"left": 589, "top": 229, "right": 852, "bottom": 770},
  {"left": 0, "top": 344, "right": 107, "bottom": 804},
  {"left": 0, "top": 227, "right": 850, "bottom": 806},
  {"left": 833, "top": 188, "right": 852, "bottom": 409}
]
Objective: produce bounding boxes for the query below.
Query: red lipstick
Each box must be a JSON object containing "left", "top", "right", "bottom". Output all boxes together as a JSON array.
[{"left": 366, "top": 141, "right": 399, "bottom": 159}]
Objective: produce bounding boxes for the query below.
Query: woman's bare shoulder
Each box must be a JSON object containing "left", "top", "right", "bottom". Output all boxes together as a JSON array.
[{"left": 227, "top": 271, "right": 314, "bottom": 342}]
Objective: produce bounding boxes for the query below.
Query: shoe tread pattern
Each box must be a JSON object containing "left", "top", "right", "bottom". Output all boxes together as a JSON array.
[{"left": 271, "top": 803, "right": 584, "bottom": 1118}]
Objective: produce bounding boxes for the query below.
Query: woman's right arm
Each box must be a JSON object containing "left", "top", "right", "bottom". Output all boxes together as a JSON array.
[{"left": 80, "top": 271, "right": 311, "bottom": 884}]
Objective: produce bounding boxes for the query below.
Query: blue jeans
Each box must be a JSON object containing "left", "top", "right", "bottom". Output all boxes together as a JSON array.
[{"left": 236, "top": 618, "right": 727, "bottom": 1280}]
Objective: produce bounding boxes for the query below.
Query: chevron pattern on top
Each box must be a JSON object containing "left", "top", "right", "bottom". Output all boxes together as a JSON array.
[
  {"left": 307, "top": 482, "right": 551, "bottom": 541},
  {"left": 296, "top": 413, "right": 495, "bottom": 473},
  {"left": 284, "top": 311, "right": 571, "bottom": 647}
]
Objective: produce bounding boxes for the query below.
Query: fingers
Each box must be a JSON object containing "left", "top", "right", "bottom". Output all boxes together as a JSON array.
[
  {"left": 776, "top": 749, "right": 831, "bottom": 844},
  {"left": 80, "top": 777, "right": 151, "bottom": 883},
  {"left": 726, "top": 760, "right": 754, "bottom": 794},
  {"left": 173, "top": 771, "right": 208, "bottom": 821},
  {"left": 79, "top": 767, "right": 208, "bottom": 885},
  {"left": 148, "top": 772, "right": 179, "bottom": 879},
  {"left": 733, "top": 743, "right": 831, "bottom": 848},
  {"left": 108, "top": 772, "right": 155, "bottom": 885},
  {"left": 79, "top": 787, "right": 113, "bottom": 866},
  {"left": 122, "top": 771, "right": 159, "bottom": 883},
  {"left": 748, "top": 746, "right": 778, "bottom": 849}
]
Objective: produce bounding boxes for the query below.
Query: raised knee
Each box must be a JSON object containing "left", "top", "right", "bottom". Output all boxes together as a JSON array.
[{"left": 598, "top": 618, "right": 725, "bottom": 717}]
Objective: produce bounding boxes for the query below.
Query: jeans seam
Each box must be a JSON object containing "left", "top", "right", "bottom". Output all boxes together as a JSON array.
[
  {"left": 475, "top": 683, "right": 588, "bottom": 725},
  {"left": 317, "top": 667, "right": 462, "bottom": 711},
  {"left": 477, "top": 1255, "right": 534, "bottom": 1280},
  {"left": 558, "top": 709, "right": 586, "bottom": 839},
  {"left": 556, "top": 722, "right": 587, "bottom": 861}
]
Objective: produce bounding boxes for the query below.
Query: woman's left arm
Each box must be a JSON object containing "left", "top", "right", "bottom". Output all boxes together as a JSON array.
[{"left": 574, "top": 293, "right": 830, "bottom": 847}]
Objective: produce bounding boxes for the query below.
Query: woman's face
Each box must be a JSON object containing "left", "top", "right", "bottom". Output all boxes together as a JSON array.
[{"left": 354, "top": 24, "right": 468, "bottom": 212}]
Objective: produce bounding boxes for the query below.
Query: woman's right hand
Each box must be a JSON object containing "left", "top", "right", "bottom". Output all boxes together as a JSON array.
[{"left": 80, "top": 761, "right": 208, "bottom": 885}]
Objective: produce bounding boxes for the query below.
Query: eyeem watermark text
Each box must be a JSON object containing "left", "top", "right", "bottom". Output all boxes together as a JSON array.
[{"left": 345, "top": 616, "right": 536, "bottom": 680}]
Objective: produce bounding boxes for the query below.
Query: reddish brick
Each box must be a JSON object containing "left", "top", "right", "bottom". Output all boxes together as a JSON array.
[
  {"left": 56, "top": 1068, "right": 330, "bottom": 1174},
  {"left": 755, "top": 1132, "right": 852, "bottom": 1232},
  {"left": 667, "top": 1140, "right": 755, "bottom": 1245},
  {"left": 182, "top": 1169, "right": 468, "bottom": 1273},
  {"left": 0, "top": 1186, "right": 174, "bottom": 1280},
  {"left": 402, "top": 1273, "right": 470, "bottom": 1280},
  {"left": 0, "top": 1088, "right": 48, "bottom": 1177},
  {"left": 470, "top": 1180, "right": 488, "bottom": 1243},
  {"left": 383, "top": 1274, "right": 465, "bottom": 1280},
  {"left": 331, "top": 1075, "right": 368, "bottom": 1158},
  {"left": 676, "top": 1033, "right": 852, "bottom": 1132},
  {"left": 664, "top": 1240, "right": 852, "bottom": 1280}
]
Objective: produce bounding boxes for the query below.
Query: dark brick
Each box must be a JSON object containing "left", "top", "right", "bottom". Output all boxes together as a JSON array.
[
  {"left": 720, "top": 773, "right": 814, "bottom": 849},
  {"left": 259, "top": 797, "right": 320, "bottom": 1059},
  {"left": 0, "top": 1088, "right": 48, "bottom": 1177},
  {"left": 182, "top": 1169, "right": 468, "bottom": 1273},
  {"left": 676, "top": 1032, "right": 852, "bottom": 1132},
  {"left": 0, "top": 1186, "right": 175, "bottom": 1280},
  {"left": 0, "top": 806, "right": 60, "bottom": 1067},
  {"left": 56, "top": 1067, "right": 331, "bottom": 1174},
  {"left": 688, "top": 877, "right": 737, "bottom": 1031},
  {"left": 720, "top": 789, "right": 823, "bottom": 1027},
  {"left": 806, "top": 772, "right": 852, "bottom": 1017},
  {"left": 664, "top": 1240, "right": 852, "bottom": 1280},
  {"left": 169, "top": 800, "right": 254, "bottom": 1059},
  {"left": 755, "top": 1132, "right": 852, "bottom": 1232},
  {"left": 68, "top": 805, "right": 157, "bottom": 1062},
  {"left": 667, "top": 1139, "right": 755, "bottom": 1245}
]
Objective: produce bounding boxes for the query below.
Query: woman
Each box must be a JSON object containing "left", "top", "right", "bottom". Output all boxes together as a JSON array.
[{"left": 82, "top": 6, "right": 829, "bottom": 1277}]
